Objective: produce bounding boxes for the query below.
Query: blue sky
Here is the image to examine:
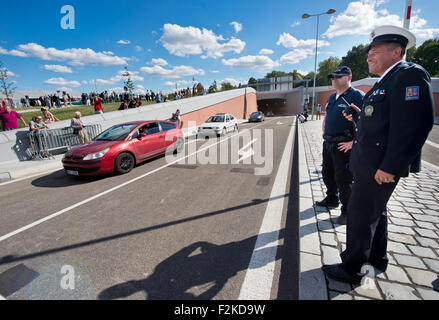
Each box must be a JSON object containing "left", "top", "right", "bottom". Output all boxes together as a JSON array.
[{"left": 1, "top": 0, "right": 438, "bottom": 94}]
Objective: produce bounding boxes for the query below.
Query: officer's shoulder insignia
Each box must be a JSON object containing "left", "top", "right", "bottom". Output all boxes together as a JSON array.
[{"left": 406, "top": 86, "right": 420, "bottom": 100}]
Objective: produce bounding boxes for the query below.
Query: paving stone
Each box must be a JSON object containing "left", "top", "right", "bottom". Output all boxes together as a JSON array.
[
  {"left": 384, "top": 265, "right": 411, "bottom": 284},
  {"left": 353, "top": 280, "right": 382, "bottom": 300},
  {"left": 412, "top": 214, "right": 439, "bottom": 224},
  {"left": 415, "top": 228, "right": 438, "bottom": 239},
  {"left": 415, "top": 220, "right": 437, "bottom": 230},
  {"left": 316, "top": 212, "right": 331, "bottom": 221},
  {"left": 320, "top": 232, "right": 337, "bottom": 247},
  {"left": 405, "top": 268, "right": 438, "bottom": 288},
  {"left": 416, "top": 288, "right": 439, "bottom": 300},
  {"left": 388, "top": 224, "right": 416, "bottom": 236},
  {"left": 388, "top": 210, "right": 412, "bottom": 220},
  {"left": 426, "top": 204, "right": 439, "bottom": 211},
  {"left": 354, "top": 296, "right": 372, "bottom": 300},
  {"left": 388, "top": 253, "right": 397, "bottom": 265},
  {"left": 300, "top": 252, "right": 328, "bottom": 300},
  {"left": 317, "top": 220, "right": 333, "bottom": 232},
  {"left": 336, "top": 232, "right": 346, "bottom": 244},
  {"left": 394, "top": 254, "right": 427, "bottom": 269},
  {"left": 378, "top": 281, "right": 421, "bottom": 300},
  {"left": 334, "top": 224, "right": 346, "bottom": 234},
  {"left": 327, "top": 277, "right": 352, "bottom": 293},
  {"left": 387, "top": 205, "right": 405, "bottom": 212},
  {"left": 419, "top": 199, "right": 439, "bottom": 205},
  {"left": 394, "top": 196, "right": 416, "bottom": 203},
  {"left": 424, "top": 258, "right": 439, "bottom": 273},
  {"left": 388, "top": 232, "right": 417, "bottom": 245},
  {"left": 404, "top": 202, "right": 426, "bottom": 209},
  {"left": 404, "top": 207, "right": 423, "bottom": 214},
  {"left": 408, "top": 246, "right": 437, "bottom": 259},
  {"left": 416, "top": 237, "right": 439, "bottom": 249},
  {"left": 387, "top": 241, "right": 410, "bottom": 254},
  {"left": 389, "top": 217, "right": 416, "bottom": 227},
  {"left": 321, "top": 245, "right": 341, "bottom": 265},
  {"left": 329, "top": 291, "right": 353, "bottom": 300}
]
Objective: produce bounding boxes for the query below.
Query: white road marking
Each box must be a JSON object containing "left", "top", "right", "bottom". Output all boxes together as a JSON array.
[
  {"left": 239, "top": 118, "right": 296, "bottom": 300},
  {"left": 425, "top": 140, "right": 439, "bottom": 149},
  {"left": 236, "top": 139, "right": 258, "bottom": 163},
  {"left": 0, "top": 119, "right": 276, "bottom": 243}
]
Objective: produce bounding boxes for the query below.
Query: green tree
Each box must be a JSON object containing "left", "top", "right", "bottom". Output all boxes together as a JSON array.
[
  {"left": 122, "top": 66, "right": 135, "bottom": 94},
  {"left": 265, "top": 70, "right": 293, "bottom": 78},
  {"left": 340, "top": 44, "right": 371, "bottom": 80},
  {"left": 208, "top": 80, "right": 218, "bottom": 93},
  {"left": 408, "top": 39, "right": 439, "bottom": 76},
  {"left": 220, "top": 82, "right": 235, "bottom": 91},
  {"left": 196, "top": 82, "right": 204, "bottom": 95},
  {"left": 0, "top": 61, "right": 16, "bottom": 105},
  {"left": 316, "top": 57, "right": 341, "bottom": 86}
]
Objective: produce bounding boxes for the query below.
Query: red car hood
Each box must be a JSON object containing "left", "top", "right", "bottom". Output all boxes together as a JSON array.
[{"left": 67, "top": 140, "right": 121, "bottom": 157}]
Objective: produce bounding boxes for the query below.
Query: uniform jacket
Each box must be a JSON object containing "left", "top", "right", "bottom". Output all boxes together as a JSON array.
[{"left": 350, "top": 61, "right": 434, "bottom": 177}]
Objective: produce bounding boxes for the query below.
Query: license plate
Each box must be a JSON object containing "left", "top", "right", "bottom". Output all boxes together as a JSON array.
[{"left": 66, "top": 170, "right": 79, "bottom": 176}]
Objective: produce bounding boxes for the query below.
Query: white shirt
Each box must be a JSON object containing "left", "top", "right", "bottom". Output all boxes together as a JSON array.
[{"left": 378, "top": 60, "right": 403, "bottom": 83}]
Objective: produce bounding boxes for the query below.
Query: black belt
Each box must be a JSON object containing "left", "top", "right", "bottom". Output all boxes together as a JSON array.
[{"left": 323, "top": 135, "right": 352, "bottom": 143}]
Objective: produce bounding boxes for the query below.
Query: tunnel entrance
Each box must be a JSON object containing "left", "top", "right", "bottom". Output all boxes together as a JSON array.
[{"left": 257, "top": 99, "right": 287, "bottom": 116}]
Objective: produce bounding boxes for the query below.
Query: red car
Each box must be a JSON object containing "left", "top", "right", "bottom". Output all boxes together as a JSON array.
[{"left": 62, "top": 120, "right": 184, "bottom": 176}]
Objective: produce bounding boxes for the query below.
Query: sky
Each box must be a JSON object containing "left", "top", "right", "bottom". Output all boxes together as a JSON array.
[{"left": 0, "top": 0, "right": 438, "bottom": 95}]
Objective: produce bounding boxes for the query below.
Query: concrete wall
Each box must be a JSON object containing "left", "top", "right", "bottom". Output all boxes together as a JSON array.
[{"left": 0, "top": 88, "right": 257, "bottom": 164}]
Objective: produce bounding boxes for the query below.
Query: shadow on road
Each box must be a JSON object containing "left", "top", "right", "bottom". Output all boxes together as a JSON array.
[{"left": 98, "top": 230, "right": 284, "bottom": 300}]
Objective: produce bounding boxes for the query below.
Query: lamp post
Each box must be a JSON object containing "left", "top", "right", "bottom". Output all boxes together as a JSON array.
[{"left": 302, "top": 8, "right": 336, "bottom": 120}]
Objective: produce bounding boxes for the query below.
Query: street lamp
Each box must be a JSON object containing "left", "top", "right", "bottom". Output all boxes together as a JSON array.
[{"left": 302, "top": 8, "right": 336, "bottom": 120}]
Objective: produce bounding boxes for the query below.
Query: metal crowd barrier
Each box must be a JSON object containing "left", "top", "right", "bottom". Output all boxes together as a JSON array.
[{"left": 27, "top": 124, "right": 102, "bottom": 160}]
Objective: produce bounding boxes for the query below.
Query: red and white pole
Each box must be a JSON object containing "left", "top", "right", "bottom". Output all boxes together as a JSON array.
[{"left": 404, "top": 0, "right": 413, "bottom": 29}]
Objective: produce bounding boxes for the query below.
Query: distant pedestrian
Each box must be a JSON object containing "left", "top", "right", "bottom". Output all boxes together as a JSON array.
[
  {"left": 0, "top": 106, "right": 27, "bottom": 131},
  {"left": 71, "top": 112, "right": 89, "bottom": 144},
  {"left": 41, "top": 107, "right": 59, "bottom": 124},
  {"left": 93, "top": 95, "right": 104, "bottom": 114},
  {"left": 118, "top": 100, "right": 129, "bottom": 111},
  {"left": 29, "top": 116, "right": 49, "bottom": 132},
  {"left": 316, "top": 104, "right": 322, "bottom": 120}
]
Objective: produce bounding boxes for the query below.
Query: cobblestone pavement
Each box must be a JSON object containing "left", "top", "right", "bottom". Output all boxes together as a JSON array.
[{"left": 299, "top": 119, "right": 439, "bottom": 300}]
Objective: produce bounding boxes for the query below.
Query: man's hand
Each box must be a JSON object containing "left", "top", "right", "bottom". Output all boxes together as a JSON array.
[
  {"left": 342, "top": 103, "right": 361, "bottom": 122},
  {"left": 337, "top": 141, "right": 353, "bottom": 153},
  {"left": 375, "top": 169, "right": 395, "bottom": 185}
]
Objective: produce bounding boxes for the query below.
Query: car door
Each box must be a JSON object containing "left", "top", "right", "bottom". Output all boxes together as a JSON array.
[
  {"left": 133, "top": 122, "right": 165, "bottom": 160},
  {"left": 159, "top": 121, "right": 178, "bottom": 149}
]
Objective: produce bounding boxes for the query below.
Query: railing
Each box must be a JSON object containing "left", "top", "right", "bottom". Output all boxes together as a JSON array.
[{"left": 27, "top": 124, "right": 102, "bottom": 160}]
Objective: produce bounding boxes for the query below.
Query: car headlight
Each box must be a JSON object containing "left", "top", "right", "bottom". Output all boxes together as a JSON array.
[{"left": 83, "top": 148, "right": 110, "bottom": 160}]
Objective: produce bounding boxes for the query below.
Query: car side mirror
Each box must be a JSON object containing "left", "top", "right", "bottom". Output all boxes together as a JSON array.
[{"left": 138, "top": 133, "right": 147, "bottom": 140}]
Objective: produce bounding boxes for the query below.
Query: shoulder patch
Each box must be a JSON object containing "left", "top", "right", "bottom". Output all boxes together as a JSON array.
[{"left": 406, "top": 86, "right": 419, "bottom": 101}]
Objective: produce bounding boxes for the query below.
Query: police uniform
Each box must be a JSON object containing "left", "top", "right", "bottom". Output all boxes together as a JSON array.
[
  {"left": 317, "top": 67, "right": 364, "bottom": 223},
  {"left": 322, "top": 26, "right": 434, "bottom": 281}
]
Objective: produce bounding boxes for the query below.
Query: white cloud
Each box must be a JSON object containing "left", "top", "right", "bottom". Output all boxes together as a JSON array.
[
  {"left": 230, "top": 21, "right": 243, "bottom": 33},
  {"left": 44, "top": 64, "right": 73, "bottom": 73},
  {"left": 150, "top": 58, "right": 168, "bottom": 66},
  {"left": 280, "top": 49, "right": 313, "bottom": 65},
  {"left": 220, "top": 78, "right": 242, "bottom": 87},
  {"left": 140, "top": 65, "right": 205, "bottom": 79},
  {"left": 160, "top": 24, "right": 246, "bottom": 59},
  {"left": 291, "top": 21, "right": 301, "bottom": 28},
  {"left": 277, "top": 33, "right": 330, "bottom": 50},
  {"left": 0, "top": 43, "right": 128, "bottom": 66},
  {"left": 322, "top": 1, "right": 439, "bottom": 44},
  {"left": 164, "top": 80, "right": 191, "bottom": 87},
  {"left": 117, "top": 40, "right": 131, "bottom": 45},
  {"left": 135, "top": 45, "right": 143, "bottom": 52},
  {"left": 259, "top": 49, "right": 274, "bottom": 55},
  {"left": 211, "top": 70, "right": 220, "bottom": 73},
  {"left": 95, "top": 70, "right": 144, "bottom": 85},
  {"left": 6, "top": 70, "right": 16, "bottom": 77},
  {"left": 221, "top": 55, "right": 280, "bottom": 70},
  {"left": 44, "top": 77, "right": 81, "bottom": 87}
]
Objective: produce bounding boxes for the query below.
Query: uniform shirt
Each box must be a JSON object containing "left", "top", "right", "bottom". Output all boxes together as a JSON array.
[
  {"left": 0, "top": 111, "right": 22, "bottom": 130},
  {"left": 350, "top": 61, "right": 434, "bottom": 177},
  {"left": 324, "top": 87, "right": 365, "bottom": 137}
]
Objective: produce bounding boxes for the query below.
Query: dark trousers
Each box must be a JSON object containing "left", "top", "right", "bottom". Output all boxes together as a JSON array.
[
  {"left": 340, "top": 170, "right": 399, "bottom": 274},
  {"left": 322, "top": 141, "right": 353, "bottom": 215}
]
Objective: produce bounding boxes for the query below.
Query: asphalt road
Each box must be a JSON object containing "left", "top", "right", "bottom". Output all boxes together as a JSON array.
[{"left": 0, "top": 116, "right": 299, "bottom": 300}]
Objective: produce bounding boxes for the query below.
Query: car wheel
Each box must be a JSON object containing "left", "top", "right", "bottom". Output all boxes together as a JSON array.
[
  {"left": 173, "top": 138, "right": 184, "bottom": 154},
  {"left": 114, "top": 152, "right": 135, "bottom": 174}
]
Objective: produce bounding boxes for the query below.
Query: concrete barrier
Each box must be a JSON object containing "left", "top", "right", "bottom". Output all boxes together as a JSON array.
[{"left": 0, "top": 88, "right": 257, "bottom": 165}]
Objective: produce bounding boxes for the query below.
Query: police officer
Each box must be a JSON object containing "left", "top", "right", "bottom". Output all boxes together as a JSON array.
[
  {"left": 316, "top": 66, "right": 364, "bottom": 225},
  {"left": 322, "top": 25, "right": 434, "bottom": 284}
]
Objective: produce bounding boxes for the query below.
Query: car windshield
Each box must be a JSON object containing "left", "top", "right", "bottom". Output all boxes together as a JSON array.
[
  {"left": 94, "top": 124, "right": 139, "bottom": 141},
  {"left": 206, "top": 116, "right": 225, "bottom": 123},
  {"left": 251, "top": 112, "right": 260, "bottom": 117}
]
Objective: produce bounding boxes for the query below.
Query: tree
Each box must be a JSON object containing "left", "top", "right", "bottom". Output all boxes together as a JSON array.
[
  {"left": 195, "top": 82, "right": 204, "bottom": 95},
  {"left": 0, "top": 61, "right": 16, "bottom": 106},
  {"left": 220, "top": 82, "right": 235, "bottom": 91},
  {"left": 316, "top": 57, "right": 341, "bottom": 86},
  {"left": 340, "top": 44, "right": 371, "bottom": 80},
  {"left": 208, "top": 80, "right": 218, "bottom": 93},
  {"left": 408, "top": 39, "right": 439, "bottom": 76},
  {"left": 122, "top": 66, "right": 135, "bottom": 94},
  {"left": 265, "top": 70, "right": 293, "bottom": 78}
]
